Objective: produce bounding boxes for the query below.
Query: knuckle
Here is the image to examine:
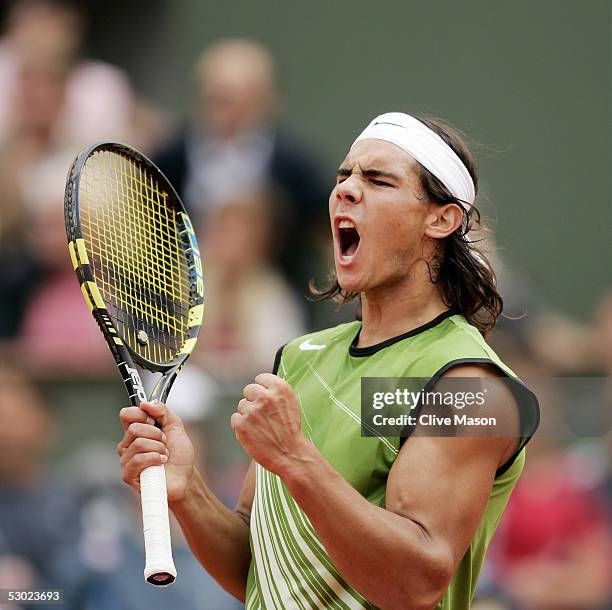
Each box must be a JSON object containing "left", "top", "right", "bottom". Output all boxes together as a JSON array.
[
  {"left": 137, "top": 451, "right": 159, "bottom": 466},
  {"left": 243, "top": 386, "right": 256, "bottom": 401},
  {"left": 121, "top": 407, "right": 141, "bottom": 423},
  {"left": 132, "top": 437, "right": 149, "bottom": 451},
  {"left": 151, "top": 452, "right": 162, "bottom": 464}
]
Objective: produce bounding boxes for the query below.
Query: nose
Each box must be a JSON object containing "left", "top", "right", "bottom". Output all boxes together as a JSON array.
[{"left": 335, "top": 175, "right": 362, "bottom": 205}]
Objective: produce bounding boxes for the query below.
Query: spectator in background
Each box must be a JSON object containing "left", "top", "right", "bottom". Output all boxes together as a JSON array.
[
  {"left": 475, "top": 295, "right": 612, "bottom": 610},
  {"left": 154, "top": 39, "right": 331, "bottom": 317},
  {"left": 486, "top": 377, "right": 612, "bottom": 610},
  {"left": 15, "top": 151, "right": 110, "bottom": 374},
  {"left": 193, "top": 192, "right": 304, "bottom": 379},
  {"left": 491, "top": 444, "right": 611, "bottom": 609},
  {"left": 0, "top": 0, "right": 167, "bottom": 338},
  {"left": 0, "top": 364, "right": 242, "bottom": 610},
  {"left": 0, "top": 51, "right": 69, "bottom": 338},
  {"left": 593, "top": 291, "right": 612, "bottom": 548},
  {"left": 0, "top": 366, "right": 83, "bottom": 608},
  {"left": 0, "top": 54, "right": 68, "bottom": 246},
  {"left": 0, "top": 0, "right": 142, "bottom": 147}
]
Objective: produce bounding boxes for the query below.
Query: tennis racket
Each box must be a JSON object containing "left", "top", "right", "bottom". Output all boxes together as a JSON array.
[{"left": 64, "top": 142, "right": 204, "bottom": 586}]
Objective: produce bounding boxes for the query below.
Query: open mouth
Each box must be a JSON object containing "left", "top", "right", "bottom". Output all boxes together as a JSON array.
[{"left": 338, "top": 222, "right": 360, "bottom": 257}]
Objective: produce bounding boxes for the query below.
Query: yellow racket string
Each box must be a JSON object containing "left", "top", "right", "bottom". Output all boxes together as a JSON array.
[{"left": 79, "top": 150, "right": 191, "bottom": 363}]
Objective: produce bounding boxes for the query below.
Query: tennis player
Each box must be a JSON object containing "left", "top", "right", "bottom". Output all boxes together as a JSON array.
[{"left": 117, "top": 112, "right": 539, "bottom": 610}]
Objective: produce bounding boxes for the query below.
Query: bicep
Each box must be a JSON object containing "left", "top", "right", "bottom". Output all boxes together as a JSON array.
[
  {"left": 385, "top": 369, "right": 520, "bottom": 567},
  {"left": 386, "top": 435, "right": 503, "bottom": 565}
]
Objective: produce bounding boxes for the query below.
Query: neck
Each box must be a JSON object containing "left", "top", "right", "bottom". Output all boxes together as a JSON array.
[{"left": 358, "top": 267, "right": 449, "bottom": 348}]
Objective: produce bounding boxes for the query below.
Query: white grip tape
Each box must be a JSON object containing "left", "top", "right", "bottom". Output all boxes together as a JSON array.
[{"left": 140, "top": 464, "right": 177, "bottom": 583}]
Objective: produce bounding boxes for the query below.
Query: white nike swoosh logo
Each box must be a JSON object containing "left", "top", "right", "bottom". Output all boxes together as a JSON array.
[{"left": 299, "top": 339, "right": 327, "bottom": 351}]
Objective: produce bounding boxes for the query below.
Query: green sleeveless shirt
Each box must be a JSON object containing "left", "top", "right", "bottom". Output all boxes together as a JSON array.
[{"left": 245, "top": 311, "right": 539, "bottom": 610}]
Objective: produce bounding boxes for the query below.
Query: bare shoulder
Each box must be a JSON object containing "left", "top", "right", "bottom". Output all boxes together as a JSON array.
[
  {"left": 436, "top": 362, "right": 521, "bottom": 462},
  {"left": 441, "top": 362, "right": 505, "bottom": 378}
]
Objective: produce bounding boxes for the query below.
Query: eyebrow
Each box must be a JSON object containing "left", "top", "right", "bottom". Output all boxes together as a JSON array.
[{"left": 336, "top": 167, "right": 400, "bottom": 181}]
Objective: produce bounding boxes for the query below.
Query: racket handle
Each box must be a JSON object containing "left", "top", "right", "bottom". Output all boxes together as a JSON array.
[{"left": 140, "top": 464, "right": 177, "bottom": 586}]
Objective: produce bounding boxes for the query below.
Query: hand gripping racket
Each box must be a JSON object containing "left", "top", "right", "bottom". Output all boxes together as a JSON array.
[{"left": 64, "top": 142, "right": 204, "bottom": 586}]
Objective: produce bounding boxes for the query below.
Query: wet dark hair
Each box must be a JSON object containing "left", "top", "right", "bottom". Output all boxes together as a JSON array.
[{"left": 310, "top": 115, "right": 503, "bottom": 335}]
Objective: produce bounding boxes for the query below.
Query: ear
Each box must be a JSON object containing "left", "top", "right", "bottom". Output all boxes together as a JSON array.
[{"left": 424, "top": 203, "right": 464, "bottom": 239}]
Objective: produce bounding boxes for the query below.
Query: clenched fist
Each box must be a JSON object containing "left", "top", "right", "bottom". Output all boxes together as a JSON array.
[{"left": 231, "top": 373, "right": 309, "bottom": 476}]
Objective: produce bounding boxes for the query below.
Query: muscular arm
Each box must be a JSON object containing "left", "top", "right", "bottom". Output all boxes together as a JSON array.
[
  {"left": 235, "top": 365, "right": 519, "bottom": 610},
  {"left": 170, "top": 462, "right": 255, "bottom": 601}
]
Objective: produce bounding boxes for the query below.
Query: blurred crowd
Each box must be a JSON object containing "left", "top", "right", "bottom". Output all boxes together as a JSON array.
[{"left": 0, "top": 1, "right": 610, "bottom": 609}]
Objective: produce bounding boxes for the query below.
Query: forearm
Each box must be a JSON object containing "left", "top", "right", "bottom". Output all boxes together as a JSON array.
[
  {"left": 282, "top": 443, "right": 450, "bottom": 610},
  {"left": 170, "top": 468, "right": 251, "bottom": 601}
]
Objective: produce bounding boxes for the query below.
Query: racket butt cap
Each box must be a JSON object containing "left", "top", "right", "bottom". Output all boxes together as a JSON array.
[{"left": 145, "top": 570, "right": 176, "bottom": 587}]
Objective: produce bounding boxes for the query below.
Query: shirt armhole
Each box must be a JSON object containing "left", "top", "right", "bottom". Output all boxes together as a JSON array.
[
  {"left": 399, "top": 357, "right": 540, "bottom": 478},
  {"left": 272, "top": 344, "right": 286, "bottom": 376}
]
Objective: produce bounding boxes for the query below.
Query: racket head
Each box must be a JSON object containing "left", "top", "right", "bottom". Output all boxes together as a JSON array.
[{"left": 65, "top": 142, "right": 204, "bottom": 374}]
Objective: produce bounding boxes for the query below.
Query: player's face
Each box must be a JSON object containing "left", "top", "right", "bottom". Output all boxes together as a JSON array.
[{"left": 329, "top": 139, "right": 431, "bottom": 294}]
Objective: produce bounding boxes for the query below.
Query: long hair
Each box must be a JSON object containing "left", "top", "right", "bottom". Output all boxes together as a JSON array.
[{"left": 310, "top": 115, "right": 503, "bottom": 335}]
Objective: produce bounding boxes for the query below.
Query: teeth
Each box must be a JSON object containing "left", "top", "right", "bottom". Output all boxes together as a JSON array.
[{"left": 338, "top": 219, "right": 356, "bottom": 229}]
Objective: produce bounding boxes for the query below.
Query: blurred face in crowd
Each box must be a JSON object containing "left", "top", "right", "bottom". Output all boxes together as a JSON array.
[
  {"left": 196, "top": 40, "right": 277, "bottom": 138},
  {"left": 22, "top": 153, "right": 76, "bottom": 270},
  {"left": 203, "top": 198, "right": 272, "bottom": 276},
  {"left": 329, "top": 139, "right": 460, "bottom": 295},
  {"left": 7, "top": 0, "right": 83, "bottom": 62},
  {"left": 29, "top": 196, "right": 68, "bottom": 270},
  {"left": 0, "top": 369, "right": 53, "bottom": 482},
  {"left": 13, "top": 58, "right": 68, "bottom": 138}
]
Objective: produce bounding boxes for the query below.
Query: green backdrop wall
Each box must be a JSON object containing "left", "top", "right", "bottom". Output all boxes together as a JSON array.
[{"left": 93, "top": 0, "right": 611, "bottom": 319}]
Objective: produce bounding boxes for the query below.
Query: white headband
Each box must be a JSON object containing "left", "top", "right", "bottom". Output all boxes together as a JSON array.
[{"left": 352, "top": 112, "right": 475, "bottom": 210}]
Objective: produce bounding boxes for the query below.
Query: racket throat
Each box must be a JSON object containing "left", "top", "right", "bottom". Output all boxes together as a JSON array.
[
  {"left": 125, "top": 365, "right": 148, "bottom": 403},
  {"left": 149, "top": 365, "right": 182, "bottom": 403}
]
